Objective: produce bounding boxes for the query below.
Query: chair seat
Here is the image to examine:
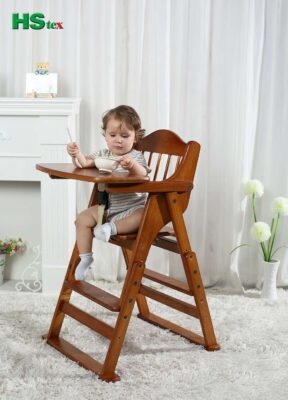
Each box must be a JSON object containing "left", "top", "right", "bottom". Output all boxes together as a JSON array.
[{"left": 111, "top": 227, "right": 175, "bottom": 242}]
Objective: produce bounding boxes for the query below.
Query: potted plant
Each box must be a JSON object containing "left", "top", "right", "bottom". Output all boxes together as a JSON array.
[
  {"left": 231, "top": 180, "right": 288, "bottom": 300},
  {"left": 0, "top": 238, "right": 26, "bottom": 285}
]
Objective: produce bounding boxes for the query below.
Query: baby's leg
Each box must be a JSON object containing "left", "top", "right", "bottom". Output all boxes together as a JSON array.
[
  {"left": 114, "top": 208, "right": 144, "bottom": 234},
  {"left": 75, "top": 205, "right": 98, "bottom": 279},
  {"left": 75, "top": 205, "right": 98, "bottom": 253},
  {"left": 94, "top": 208, "right": 144, "bottom": 242}
]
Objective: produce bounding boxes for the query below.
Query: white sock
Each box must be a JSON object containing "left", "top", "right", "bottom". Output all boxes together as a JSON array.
[
  {"left": 94, "top": 222, "right": 117, "bottom": 242},
  {"left": 75, "top": 252, "right": 93, "bottom": 280}
]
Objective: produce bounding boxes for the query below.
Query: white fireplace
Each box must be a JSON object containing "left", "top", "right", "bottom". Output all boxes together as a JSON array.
[{"left": 0, "top": 98, "right": 81, "bottom": 293}]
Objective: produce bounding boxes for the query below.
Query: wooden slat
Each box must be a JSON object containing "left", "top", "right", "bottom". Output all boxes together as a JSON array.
[
  {"left": 143, "top": 268, "right": 192, "bottom": 295},
  {"left": 137, "top": 312, "right": 205, "bottom": 347},
  {"left": 64, "top": 280, "right": 120, "bottom": 312},
  {"left": 47, "top": 336, "right": 120, "bottom": 382},
  {"left": 153, "top": 153, "right": 162, "bottom": 180},
  {"left": 163, "top": 154, "right": 171, "bottom": 179},
  {"left": 139, "top": 285, "right": 199, "bottom": 318},
  {"left": 61, "top": 301, "right": 114, "bottom": 339},
  {"left": 148, "top": 152, "right": 154, "bottom": 167}
]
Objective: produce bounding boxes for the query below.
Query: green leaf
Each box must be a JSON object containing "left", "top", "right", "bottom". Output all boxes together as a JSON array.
[{"left": 229, "top": 244, "right": 254, "bottom": 256}]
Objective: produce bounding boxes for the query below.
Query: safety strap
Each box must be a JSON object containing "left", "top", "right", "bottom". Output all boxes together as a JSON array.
[{"left": 97, "top": 183, "right": 108, "bottom": 225}]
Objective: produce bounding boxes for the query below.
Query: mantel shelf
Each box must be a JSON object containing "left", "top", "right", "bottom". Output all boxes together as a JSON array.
[{"left": 0, "top": 97, "right": 81, "bottom": 116}]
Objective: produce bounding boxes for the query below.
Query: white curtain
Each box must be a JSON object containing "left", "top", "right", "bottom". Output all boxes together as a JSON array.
[{"left": 1, "top": 0, "right": 288, "bottom": 289}]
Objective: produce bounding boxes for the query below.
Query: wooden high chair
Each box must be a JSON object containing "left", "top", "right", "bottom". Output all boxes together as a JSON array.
[{"left": 37, "top": 129, "right": 220, "bottom": 382}]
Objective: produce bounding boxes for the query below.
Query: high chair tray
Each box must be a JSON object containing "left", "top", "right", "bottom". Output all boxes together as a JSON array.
[{"left": 36, "top": 163, "right": 149, "bottom": 184}]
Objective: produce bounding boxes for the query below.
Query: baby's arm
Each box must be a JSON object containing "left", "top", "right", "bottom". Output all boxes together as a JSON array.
[{"left": 67, "top": 142, "right": 95, "bottom": 168}]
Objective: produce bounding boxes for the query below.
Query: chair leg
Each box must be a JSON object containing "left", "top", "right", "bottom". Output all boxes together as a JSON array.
[
  {"left": 100, "top": 258, "right": 146, "bottom": 380},
  {"left": 166, "top": 192, "right": 220, "bottom": 350},
  {"left": 121, "top": 247, "right": 150, "bottom": 317},
  {"left": 101, "top": 198, "right": 167, "bottom": 378}
]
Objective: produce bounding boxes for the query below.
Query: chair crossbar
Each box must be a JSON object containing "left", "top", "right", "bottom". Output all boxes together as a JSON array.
[
  {"left": 143, "top": 268, "right": 192, "bottom": 295},
  {"left": 139, "top": 284, "right": 199, "bottom": 318},
  {"left": 47, "top": 336, "right": 120, "bottom": 382},
  {"left": 61, "top": 301, "right": 114, "bottom": 339},
  {"left": 152, "top": 236, "right": 179, "bottom": 253},
  {"left": 64, "top": 280, "right": 120, "bottom": 312},
  {"left": 137, "top": 312, "right": 206, "bottom": 346}
]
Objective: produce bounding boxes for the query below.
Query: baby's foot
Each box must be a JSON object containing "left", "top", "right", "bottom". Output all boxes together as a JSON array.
[
  {"left": 75, "top": 252, "right": 93, "bottom": 280},
  {"left": 94, "top": 222, "right": 117, "bottom": 242}
]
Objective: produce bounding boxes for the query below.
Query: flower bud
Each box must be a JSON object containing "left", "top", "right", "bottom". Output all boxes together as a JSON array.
[
  {"left": 272, "top": 197, "right": 288, "bottom": 216},
  {"left": 250, "top": 222, "right": 271, "bottom": 242},
  {"left": 244, "top": 180, "right": 264, "bottom": 198}
]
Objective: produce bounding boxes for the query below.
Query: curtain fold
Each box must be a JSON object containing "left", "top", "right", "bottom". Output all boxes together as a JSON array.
[{"left": 1, "top": 0, "right": 287, "bottom": 288}]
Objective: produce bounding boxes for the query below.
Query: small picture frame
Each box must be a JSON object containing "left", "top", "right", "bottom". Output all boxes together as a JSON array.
[
  {"left": 26, "top": 73, "right": 58, "bottom": 98},
  {"left": 26, "top": 63, "right": 57, "bottom": 98}
]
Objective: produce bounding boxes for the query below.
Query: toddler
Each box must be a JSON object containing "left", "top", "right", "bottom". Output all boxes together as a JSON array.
[{"left": 67, "top": 105, "right": 150, "bottom": 280}]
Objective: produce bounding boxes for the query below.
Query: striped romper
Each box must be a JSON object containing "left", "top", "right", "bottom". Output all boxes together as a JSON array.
[{"left": 88, "top": 148, "right": 151, "bottom": 222}]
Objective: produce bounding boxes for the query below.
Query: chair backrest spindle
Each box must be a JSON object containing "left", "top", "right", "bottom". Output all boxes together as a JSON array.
[
  {"left": 147, "top": 152, "right": 154, "bottom": 167},
  {"left": 163, "top": 154, "right": 171, "bottom": 180},
  {"left": 153, "top": 153, "right": 163, "bottom": 181}
]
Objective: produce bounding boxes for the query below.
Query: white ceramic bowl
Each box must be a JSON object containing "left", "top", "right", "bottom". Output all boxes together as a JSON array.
[{"left": 94, "top": 157, "right": 120, "bottom": 173}]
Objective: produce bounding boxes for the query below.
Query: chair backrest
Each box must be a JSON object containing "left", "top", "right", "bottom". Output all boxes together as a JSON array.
[{"left": 135, "top": 129, "right": 200, "bottom": 184}]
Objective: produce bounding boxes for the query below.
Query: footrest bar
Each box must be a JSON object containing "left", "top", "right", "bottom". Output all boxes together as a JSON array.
[
  {"left": 61, "top": 301, "right": 114, "bottom": 339},
  {"left": 143, "top": 269, "right": 193, "bottom": 295},
  {"left": 140, "top": 284, "right": 199, "bottom": 318},
  {"left": 64, "top": 280, "right": 120, "bottom": 311},
  {"left": 46, "top": 336, "right": 120, "bottom": 382},
  {"left": 137, "top": 312, "right": 205, "bottom": 347}
]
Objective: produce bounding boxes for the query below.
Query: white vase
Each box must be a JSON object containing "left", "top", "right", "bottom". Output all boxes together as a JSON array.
[
  {"left": 0, "top": 254, "right": 6, "bottom": 285},
  {"left": 260, "top": 259, "right": 280, "bottom": 300}
]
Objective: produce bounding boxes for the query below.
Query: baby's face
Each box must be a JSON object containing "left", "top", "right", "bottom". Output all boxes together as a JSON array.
[{"left": 105, "top": 118, "right": 136, "bottom": 156}]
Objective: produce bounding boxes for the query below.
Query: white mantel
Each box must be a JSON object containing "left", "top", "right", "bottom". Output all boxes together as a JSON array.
[
  {"left": 0, "top": 98, "right": 80, "bottom": 293},
  {"left": 0, "top": 97, "right": 81, "bottom": 116}
]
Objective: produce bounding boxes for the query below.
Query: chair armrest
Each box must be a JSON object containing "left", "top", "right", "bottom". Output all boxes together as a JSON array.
[{"left": 107, "top": 180, "right": 193, "bottom": 193}]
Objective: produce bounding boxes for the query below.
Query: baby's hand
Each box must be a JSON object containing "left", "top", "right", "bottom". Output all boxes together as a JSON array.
[
  {"left": 67, "top": 142, "right": 79, "bottom": 157},
  {"left": 119, "top": 155, "right": 135, "bottom": 170}
]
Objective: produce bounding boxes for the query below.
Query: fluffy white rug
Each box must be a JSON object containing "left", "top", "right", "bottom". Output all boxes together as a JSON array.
[{"left": 0, "top": 281, "right": 288, "bottom": 400}]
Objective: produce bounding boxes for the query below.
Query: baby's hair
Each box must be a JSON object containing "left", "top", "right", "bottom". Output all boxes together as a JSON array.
[{"left": 102, "top": 105, "right": 145, "bottom": 143}]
